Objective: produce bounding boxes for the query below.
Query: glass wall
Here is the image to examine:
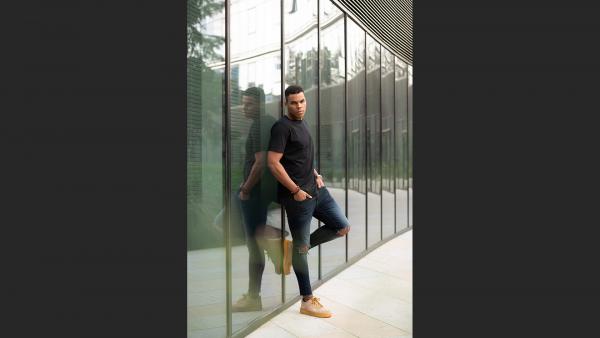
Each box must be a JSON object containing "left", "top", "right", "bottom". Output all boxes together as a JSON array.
[
  {"left": 346, "top": 18, "right": 367, "bottom": 260},
  {"left": 187, "top": 0, "right": 411, "bottom": 336},
  {"left": 366, "top": 34, "right": 381, "bottom": 248},
  {"left": 187, "top": 0, "right": 226, "bottom": 337},
  {"left": 395, "top": 57, "right": 409, "bottom": 232},
  {"left": 229, "top": 0, "right": 282, "bottom": 334},
  {"left": 381, "top": 48, "right": 395, "bottom": 239},
  {"left": 318, "top": 0, "right": 346, "bottom": 277},
  {"left": 283, "top": 0, "right": 319, "bottom": 299}
]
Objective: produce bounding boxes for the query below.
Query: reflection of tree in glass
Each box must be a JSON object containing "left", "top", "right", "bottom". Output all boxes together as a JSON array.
[
  {"left": 285, "top": 47, "right": 318, "bottom": 88},
  {"left": 187, "top": 0, "right": 228, "bottom": 250},
  {"left": 187, "top": 0, "right": 225, "bottom": 65},
  {"left": 320, "top": 46, "right": 343, "bottom": 85}
]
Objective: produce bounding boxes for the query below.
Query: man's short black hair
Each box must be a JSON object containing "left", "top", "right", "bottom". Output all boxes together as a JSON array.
[
  {"left": 242, "top": 86, "right": 265, "bottom": 103},
  {"left": 284, "top": 85, "right": 304, "bottom": 101}
]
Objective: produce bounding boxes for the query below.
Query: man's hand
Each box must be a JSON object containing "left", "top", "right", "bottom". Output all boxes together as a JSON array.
[
  {"left": 315, "top": 175, "right": 324, "bottom": 189},
  {"left": 239, "top": 183, "right": 250, "bottom": 201},
  {"left": 293, "top": 189, "right": 312, "bottom": 201},
  {"left": 239, "top": 189, "right": 250, "bottom": 201}
]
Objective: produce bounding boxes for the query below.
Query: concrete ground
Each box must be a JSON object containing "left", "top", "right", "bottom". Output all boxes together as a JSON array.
[{"left": 246, "top": 230, "right": 412, "bottom": 338}]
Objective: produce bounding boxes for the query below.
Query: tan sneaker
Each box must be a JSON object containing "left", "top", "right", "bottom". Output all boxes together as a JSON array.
[
  {"left": 283, "top": 239, "right": 293, "bottom": 275},
  {"left": 231, "top": 293, "right": 262, "bottom": 312},
  {"left": 300, "top": 297, "right": 332, "bottom": 318}
]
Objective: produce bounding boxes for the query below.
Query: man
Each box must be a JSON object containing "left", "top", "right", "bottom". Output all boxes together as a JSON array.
[
  {"left": 231, "top": 87, "right": 284, "bottom": 312},
  {"left": 267, "top": 85, "right": 351, "bottom": 318}
]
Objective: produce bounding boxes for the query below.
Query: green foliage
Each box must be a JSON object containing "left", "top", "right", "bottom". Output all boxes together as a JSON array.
[{"left": 187, "top": 0, "right": 225, "bottom": 65}]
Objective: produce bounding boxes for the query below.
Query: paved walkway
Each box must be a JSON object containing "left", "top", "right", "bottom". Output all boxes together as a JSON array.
[{"left": 246, "top": 230, "right": 412, "bottom": 338}]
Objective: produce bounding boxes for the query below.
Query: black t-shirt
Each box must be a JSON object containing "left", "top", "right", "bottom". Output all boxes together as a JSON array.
[
  {"left": 268, "top": 115, "right": 316, "bottom": 199},
  {"left": 243, "top": 114, "right": 277, "bottom": 202}
]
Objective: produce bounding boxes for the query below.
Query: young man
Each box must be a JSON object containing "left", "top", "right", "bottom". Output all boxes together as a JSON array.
[{"left": 267, "top": 85, "right": 351, "bottom": 318}]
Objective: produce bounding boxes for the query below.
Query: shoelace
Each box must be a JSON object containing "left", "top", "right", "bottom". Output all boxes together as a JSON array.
[{"left": 310, "top": 297, "right": 322, "bottom": 308}]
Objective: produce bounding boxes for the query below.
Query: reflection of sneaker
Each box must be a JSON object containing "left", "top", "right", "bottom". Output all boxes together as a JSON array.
[
  {"left": 264, "top": 239, "right": 283, "bottom": 274},
  {"left": 260, "top": 224, "right": 289, "bottom": 239},
  {"left": 231, "top": 293, "right": 262, "bottom": 312},
  {"left": 300, "top": 297, "right": 332, "bottom": 318},
  {"left": 283, "top": 239, "right": 293, "bottom": 275}
]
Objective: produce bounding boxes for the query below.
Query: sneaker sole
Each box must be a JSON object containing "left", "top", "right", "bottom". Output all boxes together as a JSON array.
[{"left": 300, "top": 308, "right": 332, "bottom": 318}]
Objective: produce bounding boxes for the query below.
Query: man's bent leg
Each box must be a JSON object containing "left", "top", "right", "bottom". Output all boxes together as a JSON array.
[
  {"left": 239, "top": 193, "right": 267, "bottom": 296},
  {"left": 310, "top": 187, "right": 350, "bottom": 248},
  {"left": 232, "top": 193, "right": 267, "bottom": 312}
]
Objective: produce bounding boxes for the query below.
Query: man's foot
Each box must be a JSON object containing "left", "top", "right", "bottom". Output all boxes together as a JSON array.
[
  {"left": 283, "top": 239, "right": 293, "bottom": 275},
  {"left": 231, "top": 293, "right": 262, "bottom": 312},
  {"left": 300, "top": 297, "right": 332, "bottom": 318}
]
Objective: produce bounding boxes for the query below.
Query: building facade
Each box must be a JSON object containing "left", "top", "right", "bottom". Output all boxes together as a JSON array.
[{"left": 187, "top": 0, "right": 412, "bottom": 336}]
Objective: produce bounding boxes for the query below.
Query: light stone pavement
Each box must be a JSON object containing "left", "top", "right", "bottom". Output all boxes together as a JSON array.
[{"left": 246, "top": 230, "right": 412, "bottom": 338}]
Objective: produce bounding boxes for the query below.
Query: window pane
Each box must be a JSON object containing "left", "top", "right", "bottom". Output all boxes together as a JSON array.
[
  {"left": 381, "top": 48, "right": 395, "bottom": 238},
  {"left": 366, "top": 35, "right": 381, "bottom": 248},
  {"left": 408, "top": 65, "right": 413, "bottom": 228},
  {"left": 346, "top": 18, "right": 366, "bottom": 260},
  {"left": 230, "top": 0, "right": 282, "bottom": 333},
  {"left": 284, "top": 0, "right": 319, "bottom": 298},
  {"left": 187, "top": 0, "right": 226, "bottom": 336},
  {"left": 319, "top": 1, "right": 346, "bottom": 277},
  {"left": 395, "top": 57, "right": 408, "bottom": 233}
]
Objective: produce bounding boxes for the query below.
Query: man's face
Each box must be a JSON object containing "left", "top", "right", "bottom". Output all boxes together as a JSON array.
[
  {"left": 242, "top": 95, "right": 259, "bottom": 118},
  {"left": 285, "top": 92, "right": 306, "bottom": 120}
]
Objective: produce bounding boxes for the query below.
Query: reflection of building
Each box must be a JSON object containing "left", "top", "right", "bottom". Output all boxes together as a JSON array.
[{"left": 187, "top": 0, "right": 412, "bottom": 337}]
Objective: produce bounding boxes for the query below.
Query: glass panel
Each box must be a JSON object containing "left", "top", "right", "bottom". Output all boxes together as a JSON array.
[
  {"left": 284, "top": 0, "right": 319, "bottom": 299},
  {"left": 319, "top": 1, "right": 346, "bottom": 277},
  {"left": 230, "top": 0, "right": 282, "bottom": 333},
  {"left": 366, "top": 35, "right": 381, "bottom": 248},
  {"left": 408, "top": 65, "right": 413, "bottom": 227},
  {"left": 395, "top": 57, "right": 408, "bottom": 233},
  {"left": 346, "top": 18, "right": 366, "bottom": 260},
  {"left": 381, "top": 48, "right": 395, "bottom": 239},
  {"left": 187, "top": 0, "right": 226, "bottom": 336}
]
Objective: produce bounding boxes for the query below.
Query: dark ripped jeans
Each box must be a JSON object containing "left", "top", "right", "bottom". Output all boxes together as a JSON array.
[{"left": 282, "top": 186, "right": 350, "bottom": 296}]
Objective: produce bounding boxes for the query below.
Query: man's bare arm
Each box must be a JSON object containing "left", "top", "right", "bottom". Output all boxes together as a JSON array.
[
  {"left": 267, "top": 151, "right": 312, "bottom": 199},
  {"left": 313, "top": 168, "right": 324, "bottom": 188}
]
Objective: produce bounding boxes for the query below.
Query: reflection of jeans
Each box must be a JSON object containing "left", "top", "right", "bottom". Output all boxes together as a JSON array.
[
  {"left": 282, "top": 187, "right": 350, "bottom": 296},
  {"left": 237, "top": 188, "right": 270, "bottom": 295}
]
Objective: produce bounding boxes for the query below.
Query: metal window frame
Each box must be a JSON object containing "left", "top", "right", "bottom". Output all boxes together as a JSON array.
[
  {"left": 224, "top": 0, "right": 232, "bottom": 336},
  {"left": 280, "top": 0, "right": 287, "bottom": 305},
  {"left": 317, "top": 0, "right": 323, "bottom": 281},
  {"left": 392, "top": 52, "right": 397, "bottom": 234},
  {"left": 405, "top": 61, "right": 409, "bottom": 232},
  {"left": 363, "top": 26, "right": 368, "bottom": 252},
  {"left": 343, "top": 12, "right": 349, "bottom": 264},
  {"left": 379, "top": 38, "right": 383, "bottom": 241}
]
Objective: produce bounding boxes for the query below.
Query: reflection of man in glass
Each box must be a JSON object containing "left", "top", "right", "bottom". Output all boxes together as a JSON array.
[
  {"left": 232, "top": 87, "right": 281, "bottom": 312},
  {"left": 268, "top": 85, "right": 351, "bottom": 318}
]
